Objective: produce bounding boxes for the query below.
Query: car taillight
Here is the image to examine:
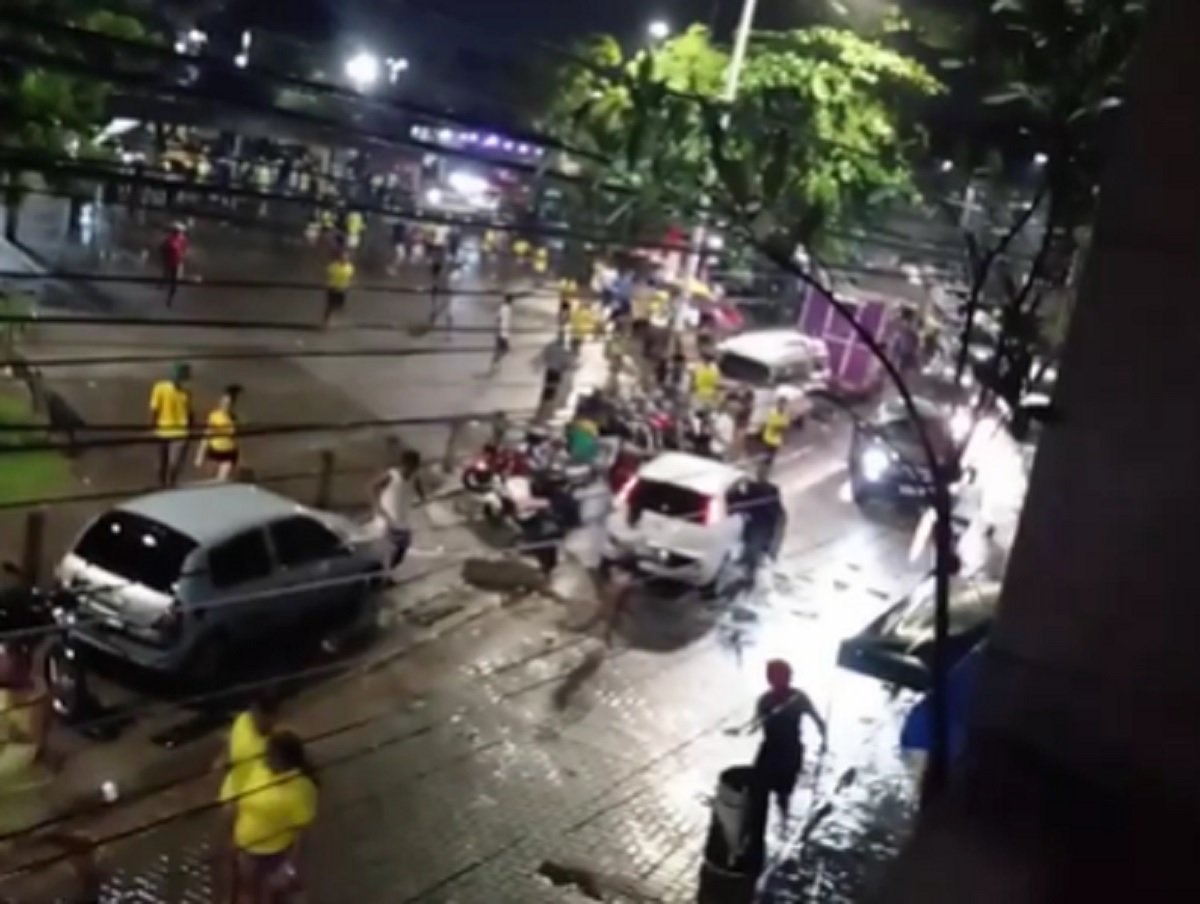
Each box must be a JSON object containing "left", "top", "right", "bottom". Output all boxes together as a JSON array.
[
  {"left": 617, "top": 476, "right": 639, "bottom": 504},
  {"left": 703, "top": 497, "right": 723, "bottom": 526}
]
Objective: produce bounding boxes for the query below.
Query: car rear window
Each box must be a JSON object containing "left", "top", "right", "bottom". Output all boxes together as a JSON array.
[
  {"left": 718, "top": 352, "right": 771, "bottom": 386},
  {"left": 629, "top": 479, "right": 709, "bottom": 521},
  {"left": 74, "top": 511, "right": 198, "bottom": 593}
]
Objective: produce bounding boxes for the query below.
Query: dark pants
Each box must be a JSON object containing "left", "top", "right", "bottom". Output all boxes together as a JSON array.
[
  {"left": 163, "top": 262, "right": 181, "bottom": 306},
  {"left": 540, "top": 368, "right": 563, "bottom": 407},
  {"left": 388, "top": 528, "right": 412, "bottom": 570},
  {"left": 324, "top": 289, "right": 347, "bottom": 323}
]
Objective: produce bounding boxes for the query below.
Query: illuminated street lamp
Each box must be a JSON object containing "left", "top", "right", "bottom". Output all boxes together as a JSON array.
[
  {"left": 345, "top": 51, "right": 381, "bottom": 90},
  {"left": 647, "top": 19, "right": 671, "bottom": 42},
  {"left": 386, "top": 56, "right": 410, "bottom": 84}
]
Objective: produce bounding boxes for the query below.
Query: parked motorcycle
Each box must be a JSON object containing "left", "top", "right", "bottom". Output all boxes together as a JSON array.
[{"left": 0, "top": 562, "right": 107, "bottom": 736}]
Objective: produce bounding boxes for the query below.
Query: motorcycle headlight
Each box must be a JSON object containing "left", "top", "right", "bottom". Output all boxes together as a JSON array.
[{"left": 859, "top": 445, "right": 892, "bottom": 483}]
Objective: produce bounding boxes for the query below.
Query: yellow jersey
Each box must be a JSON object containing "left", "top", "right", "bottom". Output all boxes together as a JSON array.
[
  {"left": 762, "top": 409, "right": 790, "bottom": 449},
  {"left": 223, "top": 711, "right": 268, "bottom": 800},
  {"left": 219, "top": 761, "right": 317, "bottom": 855},
  {"left": 326, "top": 260, "right": 355, "bottom": 292},
  {"left": 569, "top": 303, "right": 595, "bottom": 339},
  {"left": 204, "top": 408, "right": 237, "bottom": 453},
  {"left": 692, "top": 363, "right": 721, "bottom": 403},
  {"left": 345, "top": 211, "right": 364, "bottom": 236},
  {"left": 149, "top": 381, "right": 190, "bottom": 440}
]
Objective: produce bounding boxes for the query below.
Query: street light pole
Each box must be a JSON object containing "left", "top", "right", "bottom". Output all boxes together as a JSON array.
[
  {"left": 676, "top": 0, "right": 759, "bottom": 329},
  {"left": 723, "top": 0, "right": 760, "bottom": 102}
]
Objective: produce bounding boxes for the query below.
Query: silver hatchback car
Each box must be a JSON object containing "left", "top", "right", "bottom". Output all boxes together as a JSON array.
[{"left": 55, "top": 484, "right": 382, "bottom": 677}]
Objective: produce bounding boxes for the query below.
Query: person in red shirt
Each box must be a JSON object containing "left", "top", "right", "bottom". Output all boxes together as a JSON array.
[{"left": 160, "top": 223, "right": 189, "bottom": 307}]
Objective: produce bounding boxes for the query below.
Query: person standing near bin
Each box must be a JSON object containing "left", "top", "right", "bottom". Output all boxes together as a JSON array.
[
  {"left": 323, "top": 249, "right": 355, "bottom": 327},
  {"left": 149, "top": 363, "right": 193, "bottom": 486},
  {"left": 752, "top": 659, "right": 826, "bottom": 822}
]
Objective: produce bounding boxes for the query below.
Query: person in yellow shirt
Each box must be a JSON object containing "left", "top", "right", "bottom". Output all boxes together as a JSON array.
[
  {"left": 760, "top": 397, "right": 791, "bottom": 470},
  {"left": 344, "top": 209, "right": 365, "bottom": 251},
  {"left": 512, "top": 237, "right": 531, "bottom": 261},
  {"left": 691, "top": 353, "right": 722, "bottom": 409},
  {"left": 195, "top": 384, "right": 244, "bottom": 481},
  {"left": 568, "top": 300, "right": 595, "bottom": 354},
  {"left": 222, "top": 731, "right": 318, "bottom": 904},
  {"left": 323, "top": 250, "right": 355, "bottom": 326},
  {"left": 149, "top": 363, "right": 193, "bottom": 486}
]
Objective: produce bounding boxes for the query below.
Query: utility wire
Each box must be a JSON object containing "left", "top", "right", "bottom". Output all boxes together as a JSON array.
[
  {"left": 0, "top": 345, "right": 531, "bottom": 371},
  {"left": 0, "top": 482, "right": 880, "bottom": 866},
  {"left": 0, "top": 576, "right": 743, "bottom": 876},
  {"left": 0, "top": 267, "right": 529, "bottom": 297}
]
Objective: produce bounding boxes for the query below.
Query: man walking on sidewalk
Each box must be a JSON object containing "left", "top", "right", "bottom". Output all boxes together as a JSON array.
[
  {"left": 323, "top": 249, "right": 355, "bottom": 327},
  {"left": 149, "top": 363, "right": 194, "bottom": 486},
  {"left": 491, "top": 294, "right": 514, "bottom": 370},
  {"left": 160, "top": 223, "right": 188, "bottom": 308}
]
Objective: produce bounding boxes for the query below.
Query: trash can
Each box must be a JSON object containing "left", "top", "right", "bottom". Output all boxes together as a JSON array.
[{"left": 698, "top": 765, "right": 767, "bottom": 904}]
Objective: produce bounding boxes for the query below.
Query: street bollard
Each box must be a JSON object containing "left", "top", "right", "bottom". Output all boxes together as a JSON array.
[
  {"left": 315, "top": 450, "right": 335, "bottom": 509},
  {"left": 697, "top": 765, "right": 768, "bottom": 904},
  {"left": 21, "top": 508, "right": 45, "bottom": 585}
]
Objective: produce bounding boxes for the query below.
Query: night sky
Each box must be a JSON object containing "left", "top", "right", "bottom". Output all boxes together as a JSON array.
[{"left": 218, "top": 0, "right": 838, "bottom": 45}]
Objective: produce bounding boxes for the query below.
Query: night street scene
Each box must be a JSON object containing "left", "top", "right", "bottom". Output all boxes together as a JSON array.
[{"left": 0, "top": 0, "right": 1193, "bottom": 902}]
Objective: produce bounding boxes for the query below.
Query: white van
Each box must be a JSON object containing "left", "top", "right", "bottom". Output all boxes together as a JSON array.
[{"left": 716, "top": 330, "right": 830, "bottom": 428}]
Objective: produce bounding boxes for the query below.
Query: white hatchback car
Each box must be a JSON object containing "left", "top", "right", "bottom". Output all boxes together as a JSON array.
[
  {"left": 603, "top": 452, "right": 748, "bottom": 590},
  {"left": 716, "top": 329, "right": 830, "bottom": 429}
]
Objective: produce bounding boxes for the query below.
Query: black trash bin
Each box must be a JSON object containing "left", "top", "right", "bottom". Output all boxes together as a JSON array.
[{"left": 698, "top": 765, "right": 768, "bottom": 904}]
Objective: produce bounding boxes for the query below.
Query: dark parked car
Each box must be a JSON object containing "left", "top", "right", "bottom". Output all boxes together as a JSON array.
[{"left": 837, "top": 577, "right": 1000, "bottom": 691}]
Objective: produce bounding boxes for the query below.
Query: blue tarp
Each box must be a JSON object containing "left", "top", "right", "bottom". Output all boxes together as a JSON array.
[{"left": 900, "top": 642, "right": 984, "bottom": 759}]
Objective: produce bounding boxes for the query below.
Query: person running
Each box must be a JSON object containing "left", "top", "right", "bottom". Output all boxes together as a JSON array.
[
  {"left": 195, "top": 384, "right": 244, "bottom": 481},
  {"left": 149, "top": 363, "right": 194, "bottom": 486},
  {"left": 750, "top": 659, "right": 826, "bottom": 821},
  {"left": 759, "top": 396, "right": 790, "bottom": 471},
  {"left": 492, "top": 294, "right": 514, "bottom": 369},
  {"left": 222, "top": 731, "right": 318, "bottom": 904},
  {"left": 323, "top": 249, "right": 355, "bottom": 326},
  {"left": 160, "top": 223, "right": 189, "bottom": 307},
  {"left": 371, "top": 449, "right": 425, "bottom": 573}
]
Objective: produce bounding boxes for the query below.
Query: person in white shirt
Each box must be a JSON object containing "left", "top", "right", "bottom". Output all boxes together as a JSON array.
[
  {"left": 492, "top": 294, "right": 514, "bottom": 368},
  {"left": 371, "top": 450, "right": 425, "bottom": 570}
]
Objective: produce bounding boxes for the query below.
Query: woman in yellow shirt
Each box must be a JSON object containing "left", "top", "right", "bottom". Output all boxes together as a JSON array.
[
  {"left": 196, "top": 384, "right": 244, "bottom": 480},
  {"left": 222, "top": 731, "right": 318, "bottom": 904}
]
